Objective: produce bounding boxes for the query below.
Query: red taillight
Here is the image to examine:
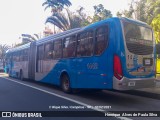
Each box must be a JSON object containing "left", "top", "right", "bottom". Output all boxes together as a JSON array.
[{"left": 114, "top": 55, "right": 123, "bottom": 80}]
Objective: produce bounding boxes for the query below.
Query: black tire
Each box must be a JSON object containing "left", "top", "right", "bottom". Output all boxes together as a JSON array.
[
  {"left": 8, "top": 72, "right": 11, "bottom": 77},
  {"left": 19, "top": 71, "right": 24, "bottom": 81},
  {"left": 61, "top": 74, "right": 72, "bottom": 93}
]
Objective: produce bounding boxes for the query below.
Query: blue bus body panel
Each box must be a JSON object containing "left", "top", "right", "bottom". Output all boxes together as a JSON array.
[{"left": 39, "top": 18, "right": 117, "bottom": 89}]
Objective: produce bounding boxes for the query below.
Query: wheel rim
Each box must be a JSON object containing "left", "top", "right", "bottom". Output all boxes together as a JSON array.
[{"left": 63, "top": 77, "right": 69, "bottom": 91}]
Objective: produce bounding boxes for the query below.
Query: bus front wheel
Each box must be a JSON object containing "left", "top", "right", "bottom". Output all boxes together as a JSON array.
[{"left": 61, "top": 74, "right": 72, "bottom": 93}]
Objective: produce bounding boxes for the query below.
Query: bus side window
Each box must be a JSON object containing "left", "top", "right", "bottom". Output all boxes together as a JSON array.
[
  {"left": 87, "top": 31, "right": 94, "bottom": 56},
  {"left": 95, "top": 26, "right": 108, "bottom": 55},
  {"left": 12, "top": 53, "right": 15, "bottom": 61},
  {"left": 77, "top": 31, "right": 93, "bottom": 57},
  {"left": 53, "top": 39, "right": 62, "bottom": 59},
  {"left": 77, "top": 33, "right": 86, "bottom": 57},
  {"left": 19, "top": 50, "right": 23, "bottom": 61},
  {"left": 63, "top": 37, "right": 70, "bottom": 58},
  {"left": 44, "top": 43, "right": 53, "bottom": 59},
  {"left": 37, "top": 45, "right": 44, "bottom": 60},
  {"left": 15, "top": 52, "right": 19, "bottom": 62},
  {"left": 24, "top": 49, "right": 28, "bottom": 61},
  {"left": 63, "top": 36, "right": 76, "bottom": 58}
]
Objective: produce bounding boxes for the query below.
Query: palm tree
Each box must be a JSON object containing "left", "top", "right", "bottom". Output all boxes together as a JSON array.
[
  {"left": 42, "top": 0, "right": 72, "bottom": 12},
  {"left": 22, "top": 34, "right": 40, "bottom": 42},
  {"left": 0, "top": 44, "right": 10, "bottom": 68},
  {"left": 43, "top": 0, "right": 72, "bottom": 33},
  {"left": 46, "top": 9, "right": 82, "bottom": 31}
]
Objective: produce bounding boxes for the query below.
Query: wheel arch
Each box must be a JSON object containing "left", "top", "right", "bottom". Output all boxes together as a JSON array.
[{"left": 60, "top": 70, "right": 69, "bottom": 82}]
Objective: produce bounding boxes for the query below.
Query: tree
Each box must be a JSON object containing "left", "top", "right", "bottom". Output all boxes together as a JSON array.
[
  {"left": 146, "top": 0, "right": 160, "bottom": 24},
  {"left": 46, "top": 9, "right": 82, "bottom": 31},
  {"left": 0, "top": 44, "right": 10, "bottom": 68},
  {"left": 117, "top": 0, "right": 147, "bottom": 21},
  {"left": 92, "top": 4, "right": 112, "bottom": 23},
  {"left": 43, "top": 0, "right": 72, "bottom": 33},
  {"left": 151, "top": 14, "right": 160, "bottom": 43},
  {"left": 116, "top": 11, "right": 122, "bottom": 17},
  {"left": 44, "top": 3, "right": 112, "bottom": 31},
  {"left": 14, "top": 34, "right": 40, "bottom": 47},
  {"left": 42, "top": 0, "right": 72, "bottom": 12},
  {"left": 22, "top": 34, "right": 39, "bottom": 42},
  {"left": 117, "top": 0, "right": 160, "bottom": 24},
  {"left": 156, "top": 43, "right": 160, "bottom": 54},
  {"left": 135, "top": 0, "right": 147, "bottom": 22},
  {"left": 76, "top": 6, "right": 91, "bottom": 26}
]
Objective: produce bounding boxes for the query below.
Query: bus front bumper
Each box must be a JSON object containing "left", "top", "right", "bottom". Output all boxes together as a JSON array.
[{"left": 113, "top": 77, "right": 156, "bottom": 90}]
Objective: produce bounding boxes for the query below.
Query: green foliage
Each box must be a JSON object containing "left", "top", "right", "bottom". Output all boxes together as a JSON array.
[
  {"left": 156, "top": 43, "right": 160, "bottom": 54},
  {"left": 92, "top": 4, "right": 112, "bottom": 23},
  {"left": 136, "top": 0, "right": 147, "bottom": 22},
  {"left": 151, "top": 14, "right": 160, "bottom": 43},
  {"left": 46, "top": 9, "right": 83, "bottom": 31},
  {"left": 43, "top": 2, "right": 113, "bottom": 31},
  {"left": 146, "top": 0, "right": 160, "bottom": 24},
  {"left": 42, "top": 0, "right": 72, "bottom": 12},
  {"left": 0, "top": 44, "right": 10, "bottom": 58},
  {"left": 117, "top": 0, "right": 147, "bottom": 21},
  {"left": 117, "top": 0, "right": 160, "bottom": 24},
  {"left": 117, "top": 0, "right": 160, "bottom": 45},
  {"left": 76, "top": 7, "right": 92, "bottom": 27},
  {"left": 116, "top": 11, "right": 122, "bottom": 17},
  {"left": 0, "top": 44, "right": 10, "bottom": 67}
]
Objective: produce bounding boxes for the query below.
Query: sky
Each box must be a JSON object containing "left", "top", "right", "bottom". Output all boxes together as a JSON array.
[{"left": 0, "top": 0, "right": 131, "bottom": 46}]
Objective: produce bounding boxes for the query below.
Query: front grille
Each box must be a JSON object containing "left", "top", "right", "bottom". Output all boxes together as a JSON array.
[{"left": 126, "top": 42, "right": 153, "bottom": 55}]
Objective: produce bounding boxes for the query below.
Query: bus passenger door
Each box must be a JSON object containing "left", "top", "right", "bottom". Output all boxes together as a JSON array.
[
  {"left": 36, "top": 45, "right": 44, "bottom": 75},
  {"left": 28, "top": 42, "right": 36, "bottom": 80}
]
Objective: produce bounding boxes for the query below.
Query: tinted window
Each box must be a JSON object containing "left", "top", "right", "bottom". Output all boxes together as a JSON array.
[
  {"left": 19, "top": 51, "right": 24, "bottom": 61},
  {"left": 53, "top": 40, "right": 62, "bottom": 59},
  {"left": 63, "top": 36, "right": 76, "bottom": 58},
  {"left": 44, "top": 43, "right": 53, "bottom": 59},
  {"left": 122, "top": 21, "right": 153, "bottom": 55},
  {"left": 37, "top": 45, "right": 44, "bottom": 60},
  {"left": 18, "top": 49, "right": 28, "bottom": 61},
  {"left": 13, "top": 52, "right": 19, "bottom": 61},
  {"left": 23, "top": 49, "right": 28, "bottom": 61},
  {"left": 95, "top": 26, "right": 108, "bottom": 55},
  {"left": 77, "top": 31, "right": 94, "bottom": 57}
]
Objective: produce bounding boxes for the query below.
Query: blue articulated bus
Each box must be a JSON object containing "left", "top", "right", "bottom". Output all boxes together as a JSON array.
[{"left": 5, "top": 17, "right": 156, "bottom": 93}]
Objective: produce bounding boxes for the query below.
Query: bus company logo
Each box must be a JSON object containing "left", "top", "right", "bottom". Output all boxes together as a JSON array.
[{"left": 2, "top": 112, "right": 11, "bottom": 117}]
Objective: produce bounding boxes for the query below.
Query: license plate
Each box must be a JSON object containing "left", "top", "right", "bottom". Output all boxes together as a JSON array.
[
  {"left": 143, "top": 58, "right": 153, "bottom": 66},
  {"left": 145, "top": 59, "right": 150, "bottom": 65},
  {"left": 128, "top": 82, "right": 135, "bottom": 86}
]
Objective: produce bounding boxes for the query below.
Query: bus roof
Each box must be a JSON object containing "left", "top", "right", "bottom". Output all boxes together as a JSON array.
[
  {"left": 120, "top": 17, "right": 151, "bottom": 28},
  {"left": 36, "top": 27, "right": 82, "bottom": 45},
  {"left": 6, "top": 42, "right": 31, "bottom": 54}
]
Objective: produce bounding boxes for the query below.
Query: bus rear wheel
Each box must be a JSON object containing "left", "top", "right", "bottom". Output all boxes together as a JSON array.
[{"left": 61, "top": 74, "right": 72, "bottom": 93}]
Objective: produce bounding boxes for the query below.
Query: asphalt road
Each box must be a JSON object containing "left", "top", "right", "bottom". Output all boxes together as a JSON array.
[
  {"left": 0, "top": 73, "right": 118, "bottom": 120},
  {"left": 0, "top": 73, "right": 160, "bottom": 120}
]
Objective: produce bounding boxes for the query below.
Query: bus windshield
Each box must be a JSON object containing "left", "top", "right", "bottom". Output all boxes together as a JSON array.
[
  {"left": 122, "top": 20, "right": 153, "bottom": 55},
  {"left": 122, "top": 21, "right": 153, "bottom": 41}
]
